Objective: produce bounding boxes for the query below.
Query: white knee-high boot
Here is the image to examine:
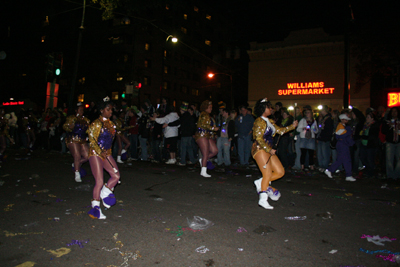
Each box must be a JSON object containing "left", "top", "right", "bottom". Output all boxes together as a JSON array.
[
  {"left": 258, "top": 192, "right": 273, "bottom": 210},
  {"left": 200, "top": 167, "right": 211, "bottom": 178}
]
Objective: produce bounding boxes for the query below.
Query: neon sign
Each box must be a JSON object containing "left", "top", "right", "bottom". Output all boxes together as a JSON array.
[
  {"left": 388, "top": 92, "right": 400, "bottom": 107},
  {"left": 2, "top": 101, "right": 24, "bottom": 106},
  {"left": 278, "top": 82, "right": 335, "bottom": 96}
]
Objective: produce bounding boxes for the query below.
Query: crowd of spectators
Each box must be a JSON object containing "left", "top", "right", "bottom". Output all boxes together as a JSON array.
[{"left": 1, "top": 100, "right": 399, "bottom": 181}]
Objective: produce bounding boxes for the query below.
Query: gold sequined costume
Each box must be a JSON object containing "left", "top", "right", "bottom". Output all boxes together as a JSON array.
[
  {"left": 88, "top": 116, "right": 116, "bottom": 159},
  {"left": 251, "top": 117, "right": 295, "bottom": 157},
  {"left": 114, "top": 118, "right": 132, "bottom": 136},
  {"left": 63, "top": 115, "right": 90, "bottom": 144},
  {"left": 194, "top": 111, "right": 217, "bottom": 141}
]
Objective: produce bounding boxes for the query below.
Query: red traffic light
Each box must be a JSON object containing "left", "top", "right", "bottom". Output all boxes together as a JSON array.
[{"left": 85, "top": 104, "right": 89, "bottom": 108}]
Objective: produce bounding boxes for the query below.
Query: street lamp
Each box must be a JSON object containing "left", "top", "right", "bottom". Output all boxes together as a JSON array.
[
  {"left": 166, "top": 35, "right": 178, "bottom": 43},
  {"left": 207, "top": 72, "right": 233, "bottom": 109}
]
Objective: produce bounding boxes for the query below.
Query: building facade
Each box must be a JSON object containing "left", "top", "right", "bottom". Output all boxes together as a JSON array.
[{"left": 247, "top": 28, "right": 370, "bottom": 112}]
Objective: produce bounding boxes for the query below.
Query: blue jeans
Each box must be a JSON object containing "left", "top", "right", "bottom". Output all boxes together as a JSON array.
[
  {"left": 238, "top": 135, "right": 252, "bottom": 165},
  {"left": 359, "top": 145, "right": 377, "bottom": 175},
  {"left": 317, "top": 140, "right": 331, "bottom": 169},
  {"left": 129, "top": 134, "right": 138, "bottom": 159},
  {"left": 151, "top": 139, "right": 161, "bottom": 162},
  {"left": 217, "top": 137, "right": 231, "bottom": 166},
  {"left": 180, "top": 136, "right": 195, "bottom": 164},
  {"left": 139, "top": 136, "right": 148, "bottom": 160},
  {"left": 386, "top": 142, "right": 400, "bottom": 179}
]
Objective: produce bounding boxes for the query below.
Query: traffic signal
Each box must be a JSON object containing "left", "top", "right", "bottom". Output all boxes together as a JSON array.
[
  {"left": 121, "top": 92, "right": 126, "bottom": 99},
  {"left": 54, "top": 52, "right": 63, "bottom": 76}
]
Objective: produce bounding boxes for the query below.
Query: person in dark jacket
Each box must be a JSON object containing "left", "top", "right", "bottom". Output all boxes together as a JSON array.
[
  {"left": 150, "top": 112, "right": 163, "bottom": 163},
  {"left": 216, "top": 108, "right": 235, "bottom": 167},
  {"left": 359, "top": 112, "right": 380, "bottom": 178},
  {"left": 316, "top": 105, "right": 334, "bottom": 171},
  {"left": 381, "top": 107, "right": 400, "bottom": 180},
  {"left": 276, "top": 108, "right": 294, "bottom": 169},
  {"left": 138, "top": 105, "right": 150, "bottom": 161},
  {"left": 176, "top": 102, "right": 196, "bottom": 166},
  {"left": 350, "top": 108, "right": 366, "bottom": 172}
]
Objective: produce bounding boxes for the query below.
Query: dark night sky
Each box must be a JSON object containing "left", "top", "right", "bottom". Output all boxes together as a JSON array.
[{"left": 1, "top": 0, "right": 399, "bottom": 105}]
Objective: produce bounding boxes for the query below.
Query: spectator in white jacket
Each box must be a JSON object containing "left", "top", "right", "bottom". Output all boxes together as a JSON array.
[
  {"left": 151, "top": 108, "right": 180, "bottom": 164},
  {"left": 296, "top": 108, "right": 318, "bottom": 170}
]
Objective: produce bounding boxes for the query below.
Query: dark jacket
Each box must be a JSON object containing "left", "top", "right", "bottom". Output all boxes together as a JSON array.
[
  {"left": 138, "top": 114, "right": 150, "bottom": 138},
  {"left": 361, "top": 122, "right": 380, "bottom": 148},
  {"left": 317, "top": 113, "right": 334, "bottom": 142},
  {"left": 351, "top": 108, "right": 365, "bottom": 141},
  {"left": 381, "top": 119, "right": 400, "bottom": 144}
]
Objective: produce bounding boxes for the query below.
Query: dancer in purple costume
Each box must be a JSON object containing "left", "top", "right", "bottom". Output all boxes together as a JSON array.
[
  {"left": 87, "top": 97, "right": 120, "bottom": 219},
  {"left": 63, "top": 103, "right": 90, "bottom": 182}
]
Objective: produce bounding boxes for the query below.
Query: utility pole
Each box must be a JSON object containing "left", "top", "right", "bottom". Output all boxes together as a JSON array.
[
  {"left": 343, "top": 3, "right": 355, "bottom": 109},
  {"left": 69, "top": 0, "right": 86, "bottom": 110}
]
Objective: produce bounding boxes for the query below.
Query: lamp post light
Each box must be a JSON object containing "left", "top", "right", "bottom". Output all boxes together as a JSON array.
[
  {"left": 166, "top": 35, "right": 178, "bottom": 43},
  {"left": 207, "top": 72, "right": 233, "bottom": 109}
]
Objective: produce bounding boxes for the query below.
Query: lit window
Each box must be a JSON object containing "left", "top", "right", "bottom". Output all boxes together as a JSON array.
[
  {"left": 144, "top": 76, "right": 151, "bottom": 86},
  {"left": 79, "top": 77, "right": 86, "bottom": 85},
  {"left": 206, "top": 14, "right": 211, "bottom": 20},
  {"left": 111, "top": 92, "right": 119, "bottom": 100},
  {"left": 145, "top": 43, "right": 150, "bottom": 51},
  {"left": 165, "top": 4, "right": 170, "bottom": 10},
  {"left": 144, "top": 60, "right": 151, "bottom": 68},
  {"left": 194, "top": 6, "right": 199, "bottom": 12},
  {"left": 117, "top": 77, "right": 123, "bottom": 81},
  {"left": 41, "top": 36, "right": 46, "bottom": 42},
  {"left": 78, "top": 94, "right": 84, "bottom": 102},
  {"left": 205, "top": 39, "right": 211, "bottom": 46},
  {"left": 163, "top": 81, "right": 168, "bottom": 90},
  {"left": 183, "top": 14, "right": 187, "bottom": 20},
  {"left": 191, "top": 89, "right": 199, "bottom": 96},
  {"left": 181, "top": 27, "right": 187, "bottom": 34},
  {"left": 164, "top": 50, "right": 167, "bottom": 58},
  {"left": 164, "top": 66, "right": 168, "bottom": 74}
]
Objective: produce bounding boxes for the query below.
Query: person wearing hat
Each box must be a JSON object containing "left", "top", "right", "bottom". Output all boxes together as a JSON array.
[
  {"left": 176, "top": 101, "right": 196, "bottom": 166},
  {"left": 324, "top": 113, "right": 356, "bottom": 181}
]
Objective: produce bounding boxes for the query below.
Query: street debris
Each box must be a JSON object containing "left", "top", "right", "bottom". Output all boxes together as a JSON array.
[
  {"left": 66, "top": 239, "right": 89, "bottom": 248},
  {"left": 187, "top": 216, "right": 214, "bottom": 230},
  {"left": 236, "top": 227, "right": 247, "bottom": 233},
  {"left": 361, "top": 234, "right": 396, "bottom": 246},
  {"left": 195, "top": 245, "right": 209, "bottom": 253},
  {"left": 284, "top": 216, "right": 307, "bottom": 220},
  {"left": 4, "top": 231, "right": 43, "bottom": 237},
  {"left": 46, "top": 247, "right": 71, "bottom": 257},
  {"left": 316, "top": 212, "right": 333, "bottom": 219},
  {"left": 253, "top": 225, "right": 276, "bottom": 235},
  {"left": 329, "top": 249, "right": 338, "bottom": 254}
]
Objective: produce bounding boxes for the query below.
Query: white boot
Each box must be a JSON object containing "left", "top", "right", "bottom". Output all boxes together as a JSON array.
[
  {"left": 100, "top": 185, "right": 116, "bottom": 208},
  {"left": 88, "top": 200, "right": 106, "bottom": 219},
  {"left": 200, "top": 167, "right": 211, "bottom": 178},
  {"left": 254, "top": 177, "right": 262, "bottom": 193},
  {"left": 117, "top": 155, "right": 124, "bottom": 164},
  {"left": 75, "top": 171, "right": 82, "bottom": 182},
  {"left": 121, "top": 149, "right": 127, "bottom": 155},
  {"left": 258, "top": 192, "right": 273, "bottom": 210}
]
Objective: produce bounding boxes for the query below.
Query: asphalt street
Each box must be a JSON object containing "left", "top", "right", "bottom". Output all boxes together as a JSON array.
[{"left": 0, "top": 149, "right": 399, "bottom": 267}]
